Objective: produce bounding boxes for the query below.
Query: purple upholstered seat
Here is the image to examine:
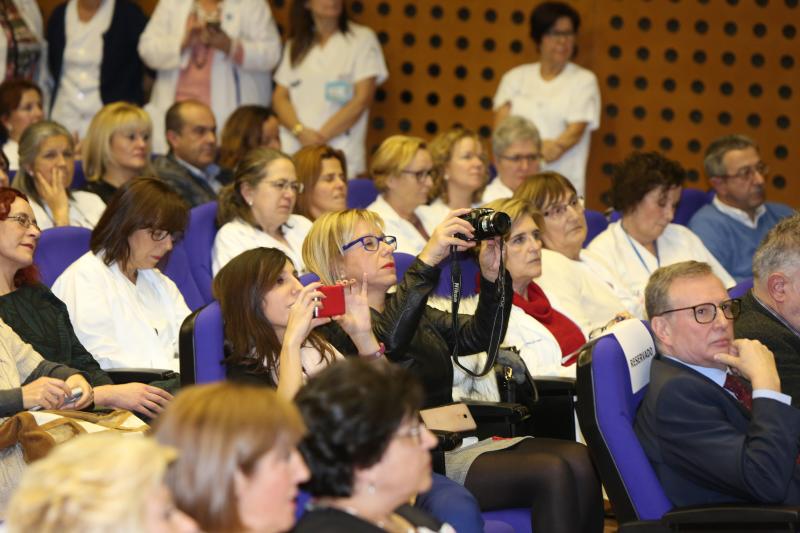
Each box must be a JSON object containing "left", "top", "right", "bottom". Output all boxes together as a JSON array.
[
  {"left": 33, "top": 226, "right": 92, "bottom": 287},
  {"left": 178, "top": 300, "right": 225, "bottom": 385},
  {"left": 583, "top": 209, "right": 608, "bottom": 247},
  {"left": 347, "top": 178, "right": 379, "bottom": 209}
]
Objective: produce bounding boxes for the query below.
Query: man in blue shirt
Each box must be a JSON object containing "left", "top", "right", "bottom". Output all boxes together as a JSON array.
[{"left": 689, "top": 135, "right": 794, "bottom": 282}]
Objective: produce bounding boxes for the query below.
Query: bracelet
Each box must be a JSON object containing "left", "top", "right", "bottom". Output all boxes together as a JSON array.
[
  {"left": 291, "top": 122, "right": 305, "bottom": 136},
  {"left": 360, "top": 342, "right": 385, "bottom": 361}
]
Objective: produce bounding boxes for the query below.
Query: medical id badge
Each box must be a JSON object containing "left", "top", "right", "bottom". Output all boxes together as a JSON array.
[{"left": 325, "top": 80, "right": 353, "bottom": 104}]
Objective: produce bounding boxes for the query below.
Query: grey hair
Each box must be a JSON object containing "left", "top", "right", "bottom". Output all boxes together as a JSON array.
[
  {"left": 492, "top": 115, "right": 541, "bottom": 157},
  {"left": 12, "top": 121, "right": 74, "bottom": 206},
  {"left": 752, "top": 213, "right": 800, "bottom": 283},
  {"left": 645, "top": 261, "right": 713, "bottom": 319},
  {"left": 703, "top": 134, "right": 758, "bottom": 178}
]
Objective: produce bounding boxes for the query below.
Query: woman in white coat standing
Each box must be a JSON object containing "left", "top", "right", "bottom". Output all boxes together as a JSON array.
[{"left": 137, "top": 0, "right": 281, "bottom": 154}]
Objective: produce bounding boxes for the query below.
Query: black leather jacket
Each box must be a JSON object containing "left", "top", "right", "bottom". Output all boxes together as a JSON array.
[{"left": 322, "top": 257, "right": 513, "bottom": 408}]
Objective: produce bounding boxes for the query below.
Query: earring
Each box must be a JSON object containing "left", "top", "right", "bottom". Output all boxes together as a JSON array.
[
  {"left": 247, "top": 199, "right": 253, "bottom": 206},
  {"left": 367, "top": 481, "right": 376, "bottom": 495}
]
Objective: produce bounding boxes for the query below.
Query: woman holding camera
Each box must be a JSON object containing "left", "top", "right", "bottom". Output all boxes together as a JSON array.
[{"left": 304, "top": 208, "right": 603, "bottom": 533}]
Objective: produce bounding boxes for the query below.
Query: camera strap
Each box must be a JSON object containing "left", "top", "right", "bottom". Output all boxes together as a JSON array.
[{"left": 450, "top": 241, "right": 507, "bottom": 378}]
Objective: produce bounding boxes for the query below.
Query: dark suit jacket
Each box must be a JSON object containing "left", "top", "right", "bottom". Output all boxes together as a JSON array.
[
  {"left": 153, "top": 154, "right": 220, "bottom": 208},
  {"left": 634, "top": 356, "right": 800, "bottom": 507},
  {"left": 735, "top": 291, "right": 800, "bottom": 408}
]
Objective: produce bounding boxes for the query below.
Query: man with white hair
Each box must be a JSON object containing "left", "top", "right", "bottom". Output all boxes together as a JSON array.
[
  {"left": 735, "top": 213, "right": 800, "bottom": 406},
  {"left": 482, "top": 116, "right": 542, "bottom": 203},
  {"left": 635, "top": 260, "right": 800, "bottom": 506}
]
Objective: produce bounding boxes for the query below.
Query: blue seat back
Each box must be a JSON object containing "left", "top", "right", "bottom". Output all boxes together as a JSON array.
[
  {"left": 729, "top": 277, "right": 753, "bottom": 298},
  {"left": 163, "top": 241, "right": 207, "bottom": 310},
  {"left": 178, "top": 300, "right": 226, "bottom": 385},
  {"left": 583, "top": 209, "right": 608, "bottom": 247},
  {"left": 33, "top": 226, "right": 92, "bottom": 287},
  {"left": 70, "top": 161, "right": 86, "bottom": 190},
  {"left": 347, "top": 178, "right": 378, "bottom": 208},
  {"left": 394, "top": 252, "right": 416, "bottom": 280},
  {"left": 435, "top": 253, "right": 480, "bottom": 298},
  {"left": 673, "top": 188, "right": 711, "bottom": 226},
  {"left": 183, "top": 201, "right": 218, "bottom": 305},
  {"left": 576, "top": 320, "right": 672, "bottom": 523}
]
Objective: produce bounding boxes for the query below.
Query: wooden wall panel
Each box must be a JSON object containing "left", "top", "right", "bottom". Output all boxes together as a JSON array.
[{"left": 37, "top": 0, "right": 797, "bottom": 209}]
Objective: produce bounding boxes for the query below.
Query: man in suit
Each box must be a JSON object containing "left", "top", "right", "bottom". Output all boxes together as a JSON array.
[
  {"left": 634, "top": 260, "right": 800, "bottom": 507},
  {"left": 735, "top": 214, "right": 800, "bottom": 407},
  {"left": 153, "top": 100, "right": 230, "bottom": 207}
]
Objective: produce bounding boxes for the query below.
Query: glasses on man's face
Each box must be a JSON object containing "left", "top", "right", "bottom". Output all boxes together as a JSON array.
[
  {"left": 149, "top": 229, "right": 184, "bottom": 243},
  {"left": 400, "top": 168, "right": 433, "bottom": 183},
  {"left": 499, "top": 153, "right": 540, "bottom": 165},
  {"left": 722, "top": 161, "right": 769, "bottom": 181},
  {"left": 656, "top": 298, "right": 741, "bottom": 324},
  {"left": 5, "top": 214, "right": 40, "bottom": 232},
  {"left": 543, "top": 195, "right": 584, "bottom": 219},
  {"left": 265, "top": 179, "right": 305, "bottom": 194},
  {"left": 342, "top": 234, "right": 398, "bottom": 253}
]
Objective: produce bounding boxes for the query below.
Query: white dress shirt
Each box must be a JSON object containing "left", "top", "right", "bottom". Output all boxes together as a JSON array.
[
  {"left": 366, "top": 195, "right": 428, "bottom": 256},
  {"left": 212, "top": 214, "right": 313, "bottom": 275},
  {"left": 52, "top": 251, "right": 191, "bottom": 372},
  {"left": 480, "top": 178, "right": 514, "bottom": 204}
]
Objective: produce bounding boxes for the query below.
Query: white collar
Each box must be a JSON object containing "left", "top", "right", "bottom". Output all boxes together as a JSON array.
[{"left": 712, "top": 195, "right": 766, "bottom": 229}]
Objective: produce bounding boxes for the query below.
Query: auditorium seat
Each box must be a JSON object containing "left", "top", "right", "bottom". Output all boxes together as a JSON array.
[
  {"left": 33, "top": 226, "right": 91, "bottom": 286},
  {"left": 70, "top": 161, "right": 87, "bottom": 190},
  {"left": 163, "top": 240, "right": 207, "bottom": 311},
  {"left": 672, "top": 188, "right": 711, "bottom": 226},
  {"left": 347, "top": 178, "right": 379, "bottom": 208},
  {"left": 178, "top": 300, "right": 225, "bottom": 386},
  {"left": 728, "top": 277, "right": 754, "bottom": 298},
  {"left": 583, "top": 209, "right": 608, "bottom": 247},
  {"left": 181, "top": 201, "right": 219, "bottom": 306},
  {"left": 435, "top": 252, "right": 480, "bottom": 298}
]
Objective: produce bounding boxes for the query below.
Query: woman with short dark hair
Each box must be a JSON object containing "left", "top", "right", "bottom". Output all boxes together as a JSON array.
[
  {"left": 0, "top": 79, "right": 44, "bottom": 171},
  {"left": 218, "top": 105, "right": 280, "bottom": 172},
  {"left": 52, "top": 178, "right": 190, "bottom": 374},
  {"left": 587, "top": 151, "right": 734, "bottom": 307},
  {"left": 493, "top": 1, "right": 599, "bottom": 197}
]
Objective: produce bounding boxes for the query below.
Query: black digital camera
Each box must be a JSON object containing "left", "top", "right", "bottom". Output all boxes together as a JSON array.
[{"left": 456, "top": 208, "right": 511, "bottom": 241}]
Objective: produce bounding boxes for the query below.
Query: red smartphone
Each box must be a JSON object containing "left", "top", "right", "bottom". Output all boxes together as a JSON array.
[{"left": 314, "top": 285, "right": 346, "bottom": 318}]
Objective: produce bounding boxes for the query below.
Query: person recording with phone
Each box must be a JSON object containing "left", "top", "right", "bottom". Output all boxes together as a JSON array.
[{"left": 212, "top": 246, "right": 383, "bottom": 400}]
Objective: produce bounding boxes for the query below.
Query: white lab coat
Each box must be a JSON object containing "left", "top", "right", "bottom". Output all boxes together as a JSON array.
[{"left": 366, "top": 195, "right": 429, "bottom": 256}]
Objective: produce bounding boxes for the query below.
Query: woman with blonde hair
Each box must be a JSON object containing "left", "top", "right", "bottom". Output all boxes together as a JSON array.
[
  {"left": 213, "top": 147, "right": 312, "bottom": 275},
  {"left": 365, "top": 135, "right": 433, "bottom": 255},
  {"left": 6, "top": 433, "right": 198, "bottom": 533},
  {"left": 12, "top": 120, "right": 106, "bottom": 229},
  {"left": 418, "top": 127, "right": 488, "bottom": 235},
  {"left": 153, "top": 381, "right": 309, "bottom": 533},
  {"left": 218, "top": 105, "right": 280, "bottom": 172},
  {"left": 82, "top": 102, "right": 153, "bottom": 204},
  {"left": 293, "top": 143, "right": 347, "bottom": 221}
]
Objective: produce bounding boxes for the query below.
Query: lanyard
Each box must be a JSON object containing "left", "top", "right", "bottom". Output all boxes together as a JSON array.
[{"left": 622, "top": 225, "right": 659, "bottom": 275}]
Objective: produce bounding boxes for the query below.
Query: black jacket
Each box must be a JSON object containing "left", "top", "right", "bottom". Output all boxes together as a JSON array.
[
  {"left": 47, "top": 0, "right": 148, "bottom": 108},
  {"left": 323, "top": 258, "right": 513, "bottom": 408}
]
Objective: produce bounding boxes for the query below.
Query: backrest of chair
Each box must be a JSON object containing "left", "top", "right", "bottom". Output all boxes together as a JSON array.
[
  {"left": 435, "top": 253, "right": 480, "bottom": 297},
  {"left": 394, "top": 252, "right": 417, "bottom": 280},
  {"left": 34, "top": 226, "right": 92, "bottom": 287},
  {"left": 183, "top": 201, "right": 219, "bottom": 305},
  {"left": 178, "top": 300, "right": 226, "bottom": 386},
  {"left": 673, "top": 188, "right": 711, "bottom": 226},
  {"left": 583, "top": 209, "right": 608, "bottom": 247},
  {"left": 163, "top": 242, "right": 206, "bottom": 310},
  {"left": 729, "top": 277, "right": 754, "bottom": 298},
  {"left": 347, "top": 178, "right": 379, "bottom": 208},
  {"left": 576, "top": 320, "right": 673, "bottom": 523},
  {"left": 299, "top": 272, "right": 321, "bottom": 285},
  {"left": 70, "top": 161, "right": 86, "bottom": 190}
]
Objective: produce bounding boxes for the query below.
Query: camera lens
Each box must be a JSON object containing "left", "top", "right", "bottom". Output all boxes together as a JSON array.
[{"left": 481, "top": 211, "right": 511, "bottom": 236}]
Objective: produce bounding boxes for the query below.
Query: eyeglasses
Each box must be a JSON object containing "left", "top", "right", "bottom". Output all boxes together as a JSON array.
[
  {"left": 400, "top": 168, "right": 433, "bottom": 182},
  {"left": 395, "top": 421, "right": 425, "bottom": 445},
  {"left": 545, "top": 29, "right": 576, "bottom": 39},
  {"left": 499, "top": 153, "right": 540, "bottom": 165},
  {"left": 5, "top": 214, "right": 40, "bottom": 231},
  {"left": 721, "top": 162, "right": 769, "bottom": 181},
  {"left": 264, "top": 179, "right": 305, "bottom": 194},
  {"left": 342, "top": 234, "right": 398, "bottom": 252},
  {"left": 543, "top": 195, "right": 584, "bottom": 219},
  {"left": 655, "top": 298, "right": 741, "bottom": 324},
  {"left": 149, "top": 229, "right": 184, "bottom": 242}
]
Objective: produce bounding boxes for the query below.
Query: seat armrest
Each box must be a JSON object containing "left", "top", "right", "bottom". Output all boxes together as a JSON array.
[
  {"left": 105, "top": 368, "right": 178, "bottom": 384},
  {"left": 663, "top": 505, "right": 800, "bottom": 526},
  {"left": 533, "top": 376, "right": 576, "bottom": 394},
  {"left": 431, "top": 430, "right": 463, "bottom": 452},
  {"left": 463, "top": 400, "right": 530, "bottom": 421}
]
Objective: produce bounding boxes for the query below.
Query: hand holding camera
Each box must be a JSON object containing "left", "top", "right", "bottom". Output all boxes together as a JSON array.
[{"left": 418, "top": 209, "right": 477, "bottom": 267}]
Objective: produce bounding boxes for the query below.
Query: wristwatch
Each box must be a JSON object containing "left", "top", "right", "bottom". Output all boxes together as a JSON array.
[{"left": 291, "top": 122, "right": 305, "bottom": 136}]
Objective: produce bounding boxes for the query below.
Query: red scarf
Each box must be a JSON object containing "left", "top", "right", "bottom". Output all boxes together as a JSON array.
[{"left": 513, "top": 282, "right": 586, "bottom": 365}]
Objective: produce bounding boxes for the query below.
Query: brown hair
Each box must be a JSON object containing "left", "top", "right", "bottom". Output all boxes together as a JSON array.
[
  {"left": 218, "top": 105, "right": 275, "bottom": 171},
  {"left": 217, "top": 148, "right": 294, "bottom": 227},
  {"left": 611, "top": 152, "right": 685, "bottom": 214},
  {"left": 153, "top": 381, "right": 305, "bottom": 532},
  {"left": 427, "top": 128, "right": 487, "bottom": 204},
  {"left": 513, "top": 171, "right": 578, "bottom": 212},
  {"left": 293, "top": 144, "right": 348, "bottom": 219},
  {"left": 645, "top": 260, "right": 713, "bottom": 319},
  {"left": 212, "top": 247, "right": 335, "bottom": 379},
  {"left": 288, "top": 0, "right": 349, "bottom": 67},
  {"left": 0, "top": 79, "right": 42, "bottom": 141},
  {"left": 90, "top": 178, "right": 188, "bottom": 268},
  {"left": 0, "top": 187, "right": 39, "bottom": 286}
]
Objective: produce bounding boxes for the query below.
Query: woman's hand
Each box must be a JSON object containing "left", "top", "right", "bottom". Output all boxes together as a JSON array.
[
  {"left": 94, "top": 383, "right": 172, "bottom": 418},
  {"left": 336, "top": 274, "right": 383, "bottom": 357},
  {"left": 283, "top": 282, "right": 330, "bottom": 350},
  {"left": 21, "top": 377, "right": 72, "bottom": 410},
  {"left": 297, "top": 128, "right": 326, "bottom": 146},
  {"left": 478, "top": 236, "right": 503, "bottom": 282},
  {"left": 34, "top": 169, "right": 69, "bottom": 226},
  {"left": 64, "top": 374, "right": 93, "bottom": 410},
  {"left": 181, "top": 13, "right": 204, "bottom": 50},
  {"left": 204, "top": 24, "right": 232, "bottom": 55},
  {"left": 418, "top": 209, "right": 476, "bottom": 267},
  {"left": 541, "top": 140, "right": 565, "bottom": 163}
]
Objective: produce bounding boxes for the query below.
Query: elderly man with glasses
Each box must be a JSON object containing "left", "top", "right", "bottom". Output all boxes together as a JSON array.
[
  {"left": 688, "top": 134, "right": 794, "bottom": 282},
  {"left": 635, "top": 260, "right": 800, "bottom": 507}
]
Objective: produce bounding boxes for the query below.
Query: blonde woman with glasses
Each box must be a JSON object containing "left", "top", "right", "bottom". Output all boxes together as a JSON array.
[{"left": 213, "top": 147, "right": 312, "bottom": 275}]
